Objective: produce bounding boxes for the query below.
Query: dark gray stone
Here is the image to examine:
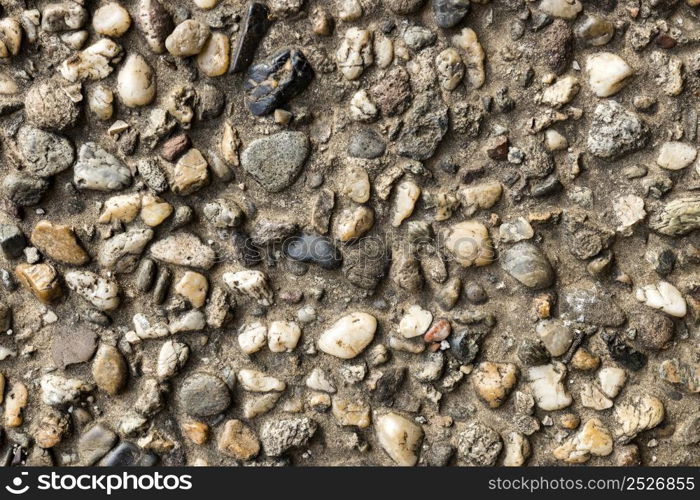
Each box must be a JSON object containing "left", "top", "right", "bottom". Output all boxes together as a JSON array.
[
  {"left": 348, "top": 129, "right": 386, "bottom": 159},
  {"left": 0, "top": 224, "right": 26, "bottom": 258},
  {"left": 285, "top": 233, "right": 342, "bottom": 270},
  {"left": 433, "top": 0, "right": 470, "bottom": 28},
  {"left": 241, "top": 132, "right": 309, "bottom": 192},
  {"left": 17, "top": 126, "right": 75, "bottom": 178},
  {"left": 179, "top": 372, "right": 231, "bottom": 417}
]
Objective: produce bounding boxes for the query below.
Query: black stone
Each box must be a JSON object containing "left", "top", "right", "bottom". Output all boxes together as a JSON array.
[
  {"left": 347, "top": 129, "right": 386, "bottom": 159},
  {"left": 285, "top": 233, "right": 342, "bottom": 270},
  {"left": 448, "top": 328, "right": 484, "bottom": 363},
  {"left": 0, "top": 224, "right": 26, "bottom": 258},
  {"left": 654, "top": 248, "right": 675, "bottom": 277},
  {"left": 529, "top": 174, "right": 562, "bottom": 198},
  {"left": 433, "top": 0, "right": 470, "bottom": 28},
  {"left": 98, "top": 442, "right": 141, "bottom": 467},
  {"left": 601, "top": 332, "right": 647, "bottom": 371},
  {"left": 231, "top": 2, "right": 271, "bottom": 73},
  {"left": 244, "top": 48, "right": 314, "bottom": 116},
  {"left": 372, "top": 367, "right": 406, "bottom": 403}
]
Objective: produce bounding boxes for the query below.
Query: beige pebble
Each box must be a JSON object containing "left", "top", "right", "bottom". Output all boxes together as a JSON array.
[
  {"left": 140, "top": 193, "right": 173, "bottom": 227},
  {"left": 376, "top": 412, "right": 423, "bottom": 466},
  {"left": 196, "top": 32, "right": 230, "bottom": 77},
  {"left": 335, "top": 205, "right": 374, "bottom": 241},
  {"left": 172, "top": 148, "right": 209, "bottom": 195},
  {"left": 194, "top": 0, "right": 220, "bottom": 9},
  {"left": 4, "top": 381, "right": 28, "bottom": 427},
  {"left": 343, "top": 165, "right": 371, "bottom": 203},
  {"left": 117, "top": 53, "right": 156, "bottom": 107},
  {"left": 166, "top": 19, "right": 210, "bottom": 57},
  {"left": 399, "top": 305, "right": 432, "bottom": 339},
  {"left": 175, "top": 271, "right": 208, "bottom": 308},
  {"left": 93, "top": 2, "right": 132, "bottom": 37},
  {"left": 656, "top": 142, "right": 697, "bottom": 171},
  {"left": 392, "top": 180, "right": 420, "bottom": 227},
  {"left": 99, "top": 193, "right": 142, "bottom": 224},
  {"left": 452, "top": 28, "right": 485, "bottom": 88},
  {"left": 88, "top": 85, "right": 114, "bottom": 120},
  {"left": 238, "top": 369, "right": 286, "bottom": 392},
  {"left": 553, "top": 418, "right": 612, "bottom": 464},
  {"left": 238, "top": 322, "right": 268, "bottom": 354},
  {"left": 318, "top": 312, "right": 377, "bottom": 359},
  {"left": 0, "top": 18, "right": 22, "bottom": 59},
  {"left": 586, "top": 52, "right": 633, "bottom": 97},
  {"left": 443, "top": 221, "right": 494, "bottom": 267},
  {"left": 336, "top": 28, "right": 373, "bottom": 80},
  {"left": 268, "top": 320, "right": 302, "bottom": 352}
]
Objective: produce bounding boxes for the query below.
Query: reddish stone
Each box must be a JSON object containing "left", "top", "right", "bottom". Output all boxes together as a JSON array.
[
  {"left": 160, "top": 133, "right": 191, "bottom": 162},
  {"left": 424, "top": 319, "right": 451, "bottom": 343}
]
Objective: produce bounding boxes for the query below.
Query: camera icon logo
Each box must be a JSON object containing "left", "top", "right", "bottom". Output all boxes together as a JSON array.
[{"left": 5, "top": 472, "right": 29, "bottom": 495}]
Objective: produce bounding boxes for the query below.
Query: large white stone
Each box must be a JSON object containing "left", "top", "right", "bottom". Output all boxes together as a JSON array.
[
  {"left": 399, "top": 305, "right": 432, "bottom": 339},
  {"left": 317, "top": 312, "right": 377, "bottom": 359},
  {"left": 268, "top": 321, "right": 302, "bottom": 353},
  {"left": 238, "top": 369, "right": 286, "bottom": 392},
  {"left": 527, "top": 362, "right": 572, "bottom": 411},
  {"left": 376, "top": 412, "right": 423, "bottom": 466},
  {"left": 635, "top": 281, "right": 686, "bottom": 317},
  {"left": 657, "top": 142, "right": 697, "bottom": 171},
  {"left": 586, "top": 52, "right": 633, "bottom": 97}
]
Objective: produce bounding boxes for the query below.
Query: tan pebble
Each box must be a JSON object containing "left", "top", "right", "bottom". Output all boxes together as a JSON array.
[
  {"left": 571, "top": 347, "right": 600, "bottom": 371},
  {"left": 92, "top": 344, "right": 127, "bottom": 395},
  {"left": 451, "top": 28, "right": 485, "bottom": 88},
  {"left": 553, "top": 418, "right": 612, "bottom": 464},
  {"left": 560, "top": 413, "right": 580, "bottom": 430},
  {"left": 15, "top": 263, "right": 63, "bottom": 303},
  {"left": 311, "top": 7, "right": 333, "bottom": 36},
  {"left": 218, "top": 419, "right": 260, "bottom": 460},
  {"left": 194, "top": 0, "right": 220, "bottom": 8},
  {"left": 3, "top": 381, "right": 28, "bottom": 427},
  {"left": 471, "top": 361, "right": 519, "bottom": 408},
  {"left": 220, "top": 121, "right": 241, "bottom": 167},
  {"left": 30, "top": 220, "right": 89, "bottom": 266},
  {"left": 335, "top": 205, "right": 374, "bottom": 241},
  {"left": 175, "top": 271, "right": 208, "bottom": 308},
  {"left": 443, "top": 221, "right": 494, "bottom": 267},
  {"left": 172, "top": 148, "right": 209, "bottom": 195},
  {"left": 166, "top": 19, "right": 210, "bottom": 57},
  {"left": 140, "top": 193, "right": 173, "bottom": 226},
  {"left": 0, "top": 18, "right": 22, "bottom": 59},
  {"left": 99, "top": 193, "right": 142, "bottom": 224},
  {"left": 182, "top": 420, "right": 209, "bottom": 444},
  {"left": 88, "top": 85, "right": 114, "bottom": 120},
  {"left": 332, "top": 397, "right": 371, "bottom": 428},
  {"left": 196, "top": 32, "right": 230, "bottom": 77}
]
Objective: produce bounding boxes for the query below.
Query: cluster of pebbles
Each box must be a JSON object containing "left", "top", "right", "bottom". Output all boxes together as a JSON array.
[{"left": 0, "top": 0, "right": 698, "bottom": 467}]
